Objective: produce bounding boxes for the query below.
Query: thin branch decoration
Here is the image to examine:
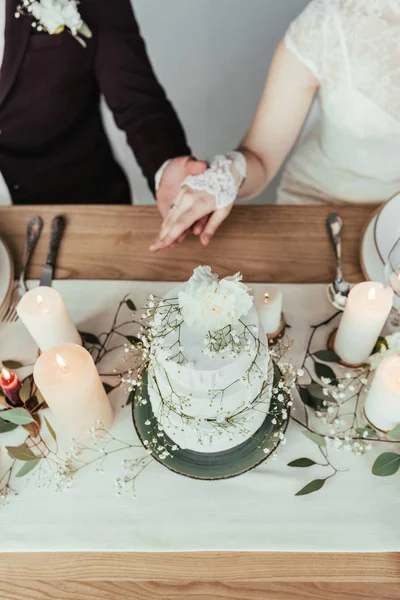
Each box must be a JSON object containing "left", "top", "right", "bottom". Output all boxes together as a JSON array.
[{"left": 290, "top": 313, "right": 400, "bottom": 495}]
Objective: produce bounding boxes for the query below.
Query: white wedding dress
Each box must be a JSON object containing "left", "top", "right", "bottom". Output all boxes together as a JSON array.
[{"left": 278, "top": 0, "right": 400, "bottom": 205}]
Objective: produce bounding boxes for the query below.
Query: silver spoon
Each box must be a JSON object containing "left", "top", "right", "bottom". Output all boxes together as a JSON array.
[{"left": 326, "top": 213, "right": 351, "bottom": 311}]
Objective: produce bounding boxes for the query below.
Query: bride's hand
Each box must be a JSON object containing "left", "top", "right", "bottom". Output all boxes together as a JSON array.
[{"left": 150, "top": 188, "right": 232, "bottom": 252}]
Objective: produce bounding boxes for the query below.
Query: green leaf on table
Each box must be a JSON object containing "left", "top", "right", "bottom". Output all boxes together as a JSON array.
[
  {"left": 295, "top": 478, "right": 326, "bottom": 496},
  {"left": 298, "top": 386, "right": 323, "bottom": 411},
  {"left": 372, "top": 452, "right": 400, "bottom": 477},
  {"left": 16, "top": 459, "right": 40, "bottom": 478},
  {"left": 313, "top": 351, "right": 340, "bottom": 363},
  {"left": 288, "top": 458, "right": 317, "bottom": 468},
  {"left": 80, "top": 332, "right": 102, "bottom": 346},
  {"left": 308, "top": 382, "right": 335, "bottom": 403},
  {"left": 103, "top": 382, "right": 115, "bottom": 395},
  {"left": 303, "top": 430, "right": 326, "bottom": 448},
  {"left": 373, "top": 336, "right": 389, "bottom": 354},
  {"left": 2, "top": 360, "right": 23, "bottom": 370},
  {"left": 355, "top": 426, "right": 378, "bottom": 440},
  {"left": 6, "top": 443, "right": 38, "bottom": 461},
  {"left": 126, "top": 299, "right": 137, "bottom": 312},
  {"left": 126, "top": 389, "right": 135, "bottom": 406},
  {"left": 19, "top": 377, "right": 32, "bottom": 404},
  {"left": 1, "top": 407, "right": 34, "bottom": 425},
  {"left": 0, "top": 416, "right": 18, "bottom": 434},
  {"left": 314, "top": 362, "right": 338, "bottom": 385},
  {"left": 44, "top": 416, "right": 57, "bottom": 442},
  {"left": 388, "top": 424, "right": 400, "bottom": 441},
  {"left": 125, "top": 335, "right": 141, "bottom": 346}
]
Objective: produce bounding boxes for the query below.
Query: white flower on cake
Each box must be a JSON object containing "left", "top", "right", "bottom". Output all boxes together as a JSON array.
[
  {"left": 178, "top": 266, "right": 253, "bottom": 331},
  {"left": 368, "top": 332, "right": 400, "bottom": 371}
]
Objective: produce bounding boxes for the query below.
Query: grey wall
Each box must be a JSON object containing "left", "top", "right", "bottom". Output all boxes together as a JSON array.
[{"left": 102, "top": 0, "right": 310, "bottom": 205}]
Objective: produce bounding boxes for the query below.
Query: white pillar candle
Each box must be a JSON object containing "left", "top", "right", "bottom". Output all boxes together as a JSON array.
[
  {"left": 364, "top": 355, "right": 400, "bottom": 433},
  {"left": 334, "top": 282, "right": 393, "bottom": 365},
  {"left": 255, "top": 288, "right": 283, "bottom": 334},
  {"left": 34, "top": 343, "right": 113, "bottom": 439},
  {"left": 17, "top": 286, "right": 81, "bottom": 352}
]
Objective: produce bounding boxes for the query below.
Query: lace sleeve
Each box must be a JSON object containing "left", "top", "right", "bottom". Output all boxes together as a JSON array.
[{"left": 285, "top": 0, "right": 328, "bottom": 81}]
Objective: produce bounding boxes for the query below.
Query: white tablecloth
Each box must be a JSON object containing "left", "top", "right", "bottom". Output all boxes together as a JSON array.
[{"left": 0, "top": 281, "right": 399, "bottom": 553}]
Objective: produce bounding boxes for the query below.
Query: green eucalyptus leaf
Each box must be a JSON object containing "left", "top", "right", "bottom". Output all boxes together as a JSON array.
[
  {"left": 372, "top": 452, "right": 400, "bottom": 477},
  {"left": 2, "top": 360, "right": 23, "bottom": 370},
  {"left": 0, "top": 416, "right": 18, "bottom": 434},
  {"left": 313, "top": 351, "right": 340, "bottom": 363},
  {"left": 16, "top": 459, "right": 40, "bottom": 478},
  {"left": 388, "top": 424, "right": 400, "bottom": 441},
  {"left": 295, "top": 478, "right": 326, "bottom": 496},
  {"left": 35, "top": 389, "right": 47, "bottom": 408},
  {"left": 303, "top": 430, "right": 326, "bottom": 448},
  {"left": 44, "top": 416, "right": 57, "bottom": 442},
  {"left": 297, "top": 386, "right": 323, "bottom": 411},
  {"left": 356, "top": 426, "right": 379, "bottom": 440},
  {"left": 1, "top": 407, "right": 34, "bottom": 425},
  {"left": 125, "top": 335, "right": 141, "bottom": 346},
  {"left": 6, "top": 443, "right": 38, "bottom": 461},
  {"left": 308, "top": 382, "right": 335, "bottom": 404},
  {"left": 288, "top": 458, "right": 317, "bottom": 468},
  {"left": 314, "top": 362, "right": 338, "bottom": 385},
  {"left": 19, "top": 377, "right": 32, "bottom": 404},
  {"left": 80, "top": 332, "right": 102, "bottom": 346},
  {"left": 126, "top": 389, "right": 135, "bottom": 406},
  {"left": 103, "top": 382, "right": 115, "bottom": 395},
  {"left": 373, "top": 336, "right": 389, "bottom": 354},
  {"left": 126, "top": 299, "right": 137, "bottom": 312}
]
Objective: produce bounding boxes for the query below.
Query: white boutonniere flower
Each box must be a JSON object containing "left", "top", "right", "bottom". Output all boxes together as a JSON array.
[{"left": 16, "top": 0, "right": 92, "bottom": 48}]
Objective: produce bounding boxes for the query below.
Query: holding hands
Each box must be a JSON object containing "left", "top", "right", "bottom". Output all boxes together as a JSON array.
[{"left": 151, "top": 152, "right": 246, "bottom": 252}]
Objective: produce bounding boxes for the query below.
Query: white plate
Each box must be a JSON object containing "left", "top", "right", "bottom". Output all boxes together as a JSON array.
[
  {"left": 374, "top": 193, "right": 400, "bottom": 263},
  {"left": 360, "top": 214, "right": 386, "bottom": 285},
  {"left": 0, "top": 237, "right": 13, "bottom": 319}
]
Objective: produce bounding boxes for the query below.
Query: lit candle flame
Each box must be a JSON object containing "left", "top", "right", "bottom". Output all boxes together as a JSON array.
[
  {"left": 37, "top": 294, "right": 43, "bottom": 306},
  {"left": 264, "top": 293, "right": 270, "bottom": 304},
  {"left": 1, "top": 368, "right": 11, "bottom": 382},
  {"left": 367, "top": 287, "right": 376, "bottom": 301},
  {"left": 56, "top": 354, "right": 67, "bottom": 371}
]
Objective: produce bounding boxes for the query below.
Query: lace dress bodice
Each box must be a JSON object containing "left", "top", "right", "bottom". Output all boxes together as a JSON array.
[{"left": 280, "top": 0, "right": 400, "bottom": 204}]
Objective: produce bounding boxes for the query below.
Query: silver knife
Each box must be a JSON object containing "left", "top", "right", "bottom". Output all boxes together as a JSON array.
[{"left": 39, "top": 215, "right": 66, "bottom": 287}]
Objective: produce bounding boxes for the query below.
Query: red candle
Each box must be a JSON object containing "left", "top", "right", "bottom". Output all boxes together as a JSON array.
[{"left": 0, "top": 368, "right": 22, "bottom": 407}]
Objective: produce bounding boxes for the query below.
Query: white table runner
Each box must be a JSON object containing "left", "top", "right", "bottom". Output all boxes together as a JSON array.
[{"left": 0, "top": 281, "right": 399, "bottom": 553}]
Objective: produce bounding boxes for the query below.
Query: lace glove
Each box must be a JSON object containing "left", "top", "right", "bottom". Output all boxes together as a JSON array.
[{"left": 180, "top": 151, "right": 247, "bottom": 209}]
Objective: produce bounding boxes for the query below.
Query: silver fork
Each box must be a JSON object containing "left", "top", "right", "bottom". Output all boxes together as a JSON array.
[{"left": 3, "top": 216, "right": 44, "bottom": 323}]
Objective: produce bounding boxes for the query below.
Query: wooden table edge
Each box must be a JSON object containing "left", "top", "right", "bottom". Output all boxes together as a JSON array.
[{"left": 0, "top": 552, "right": 399, "bottom": 582}]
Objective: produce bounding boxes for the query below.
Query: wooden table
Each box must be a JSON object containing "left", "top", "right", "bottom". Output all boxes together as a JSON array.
[{"left": 1, "top": 204, "right": 399, "bottom": 600}]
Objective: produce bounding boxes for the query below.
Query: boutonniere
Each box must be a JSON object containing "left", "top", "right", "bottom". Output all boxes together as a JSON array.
[{"left": 16, "top": 0, "right": 92, "bottom": 48}]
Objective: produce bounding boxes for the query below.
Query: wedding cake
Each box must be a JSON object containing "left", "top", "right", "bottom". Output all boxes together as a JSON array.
[{"left": 147, "top": 267, "right": 271, "bottom": 453}]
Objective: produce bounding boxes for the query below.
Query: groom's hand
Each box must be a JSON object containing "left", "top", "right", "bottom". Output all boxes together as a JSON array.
[{"left": 156, "top": 157, "right": 207, "bottom": 219}]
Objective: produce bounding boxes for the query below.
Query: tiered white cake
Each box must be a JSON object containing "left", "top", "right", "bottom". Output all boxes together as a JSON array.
[{"left": 147, "top": 267, "right": 270, "bottom": 453}]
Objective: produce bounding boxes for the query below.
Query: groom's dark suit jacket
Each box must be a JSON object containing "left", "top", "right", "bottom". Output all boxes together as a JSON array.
[{"left": 0, "top": 0, "right": 190, "bottom": 204}]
